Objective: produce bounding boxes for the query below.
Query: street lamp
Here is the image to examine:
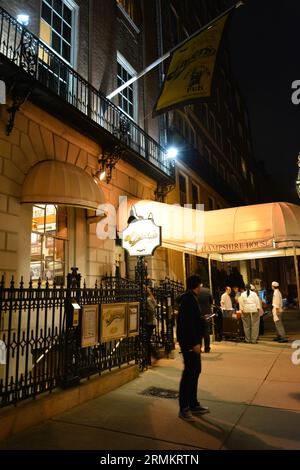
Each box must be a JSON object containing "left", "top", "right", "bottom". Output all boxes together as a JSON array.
[
  {"left": 166, "top": 146, "right": 178, "bottom": 159},
  {"left": 296, "top": 153, "right": 300, "bottom": 198},
  {"left": 17, "top": 14, "right": 30, "bottom": 26}
]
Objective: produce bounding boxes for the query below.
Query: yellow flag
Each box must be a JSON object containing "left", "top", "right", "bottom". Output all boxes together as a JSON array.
[{"left": 154, "top": 15, "right": 229, "bottom": 115}]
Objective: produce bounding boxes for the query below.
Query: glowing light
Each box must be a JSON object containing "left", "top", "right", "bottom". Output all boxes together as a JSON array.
[
  {"left": 99, "top": 170, "right": 106, "bottom": 181},
  {"left": 17, "top": 14, "right": 30, "bottom": 26},
  {"left": 166, "top": 147, "right": 178, "bottom": 159}
]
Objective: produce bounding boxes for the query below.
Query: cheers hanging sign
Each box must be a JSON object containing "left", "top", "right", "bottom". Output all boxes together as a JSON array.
[{"left": 122, "top": 218, "right": 162, "bottom": 257}]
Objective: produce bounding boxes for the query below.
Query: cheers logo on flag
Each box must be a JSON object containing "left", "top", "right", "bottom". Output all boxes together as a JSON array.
[{"left": 154, "top": 14, "right": 229, "bottom": 115}]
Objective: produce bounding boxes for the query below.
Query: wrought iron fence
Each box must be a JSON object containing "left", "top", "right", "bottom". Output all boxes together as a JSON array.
[
  {"left": 0, "top": 269, "right": 140, "bottom": 407},
  {"left": 152, "top": 279, "right": 184, "bottom": 354},
  {"left": 0, "top": 269, "right": 182, "bottom": 408},
  {"left": 0, "top": 6, "right": 175, "bottom": 179}
]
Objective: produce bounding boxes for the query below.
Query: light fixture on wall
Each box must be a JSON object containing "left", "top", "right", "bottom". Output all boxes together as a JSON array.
[
  {"left": 17, "top": 14, "right": 30, "bottom": 26},
  {"left": 93, "top": 147, "right": 123, "bottom": 185},
  {"left": 93, "top": 158, "right": 107, "bottom": 184}
]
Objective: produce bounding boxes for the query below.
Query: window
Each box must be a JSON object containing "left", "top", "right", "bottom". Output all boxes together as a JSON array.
[
  {"left": 235, "top": 90, "right": 241, "bottom": 111},
  {"left": 208, "top": 196, "right": 214, "bottom": 211},
  {"left": 204, "top": 146, "right": 211, "bottom": 164},
  {"left": 117, "top": 0, "right": 135, "bottom": 21},
  {"left": 31, "top": 205, "right": 68, "bottom": 284},
  {"left": 179, "top": 174, "right": 187, "bottom": 206},
  {"left": 209, "top": 112, "right": 216, "bottom": 139},
  {"left": 170, "top": 6, "right": 180, "bottom": 45},
  {"left": 241, "top": 158, "right": 247, "bottom": 178},
  {"left": 117, "top": 53, "right": 137, "bottom": 121},
  {"left": 190, "top": 128, "right": 196, "bottom": 148},
  {"left": 226, "top": 138, "right": 232, "bottom": 162},
  {"left": 191, "top": 183, "right": 199, "bottom": 209},
  {"left": 202, "top": 104, "right": 209, "bottom": 128},
  {"left": 212, "top": 154, "right": 218, "bottom": 170},
  {"left": 220, "top": 163, "right": 226, "bottom": 180},
  {"left": 238, "top": 122, "right": 243, "bottom": 139},
  {"left": 233, "top": 147, "right": 238, "bottom": 168},
  {"left": 216, "top": 123, "right": 222, "bottom": 149},
  {"left": 230, "top": 112, "right": 235, "bottom": 134},
  {"left": 40, "top": 0, "right": 77, "bottom": 65}
]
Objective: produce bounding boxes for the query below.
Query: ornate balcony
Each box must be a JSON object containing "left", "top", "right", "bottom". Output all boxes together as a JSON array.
[{"left": 0, "top": 7, "right": 175, "bottom": 184}]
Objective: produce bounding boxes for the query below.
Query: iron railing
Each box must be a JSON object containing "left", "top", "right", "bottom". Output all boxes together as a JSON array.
[
  {"left": 152, "top": 279, "right": 184, "bottom": 353},
  {"left": 0, "top": 6, "right": 175, "bottom": 180},
  {"left": 0, "top": 269, "right": 182, "bottom": 408},
  {"left": 0, "top": 270, "right": 140, "bottom": 407}
]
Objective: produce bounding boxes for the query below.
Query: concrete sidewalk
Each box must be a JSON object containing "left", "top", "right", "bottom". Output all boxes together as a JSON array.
[{"left": 1, "top": 313, "right": 300, "bottom": 450}]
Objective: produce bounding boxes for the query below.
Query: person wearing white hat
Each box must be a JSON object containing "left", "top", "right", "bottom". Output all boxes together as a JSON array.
[
  {"left": 271, "top": 281, "right": 288, "bottom": 343},
  {"left": 239, "top": 284, "right": 261, "bottom": 343}
]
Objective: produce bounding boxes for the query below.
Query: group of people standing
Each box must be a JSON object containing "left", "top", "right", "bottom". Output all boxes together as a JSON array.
[{"left": 220, "top": 282, "right": 288, "bottom": 344}]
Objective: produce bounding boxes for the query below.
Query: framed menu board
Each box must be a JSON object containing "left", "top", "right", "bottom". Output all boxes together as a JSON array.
[
  {"left": 127, "top": 302, "right": 140, "bottom": 337},
  {"left": 100, "top": 303, "right": 127, "bottom": 343},
  {"left": 81, "top": 304, "right": 99, "bottom": 348}
]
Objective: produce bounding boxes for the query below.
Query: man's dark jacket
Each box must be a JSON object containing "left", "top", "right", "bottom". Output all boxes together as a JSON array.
[
  {"left": 176, "top": 291, "right": 206, "bottom": 351},
  {"left": 198, "top": 287, "right": 213, "bottom": 316}
]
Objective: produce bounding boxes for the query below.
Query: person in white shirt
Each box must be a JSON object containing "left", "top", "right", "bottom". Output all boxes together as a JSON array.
[
  {"left": 272, "top": 281, "right": 287, "bottom": 343},
  {"left": 220, "top": 286, "right": 233, "bottom": 318},
  {"left": 239, "top": 284, "right": 261, "bottom": 343}
]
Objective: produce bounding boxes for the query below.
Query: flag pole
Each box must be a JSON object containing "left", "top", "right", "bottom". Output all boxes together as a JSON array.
[{"left": 106, "top": 1, "right": 244, "bottom": 100}]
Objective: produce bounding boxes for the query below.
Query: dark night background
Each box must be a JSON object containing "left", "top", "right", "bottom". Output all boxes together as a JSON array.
[{"left": 228, "top": 0, "right": 300, "bottom": 203}]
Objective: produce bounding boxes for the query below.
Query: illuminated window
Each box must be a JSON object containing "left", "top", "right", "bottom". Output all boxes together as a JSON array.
[
  {"left": 40, "top": 0, "right": 77, "bottom": 65},
  {"left": 117, "top": 0, "right": 135, "bottom": 21},
  {"left": 31, "top": 205, "right": 68, "bottom": 284},
  {"left": 117, "top": 53, "right": 137, "bottom": 120}
]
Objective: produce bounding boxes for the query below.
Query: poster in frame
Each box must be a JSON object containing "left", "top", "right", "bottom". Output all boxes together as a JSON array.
[
  {"left": 81, "top": 304, "right": 99, "bottom": 348},
  {"left": 100, "top": 303, "right": 127, "bottom": 343},
  {"left": 30, "top": 261, "right": 42, "bottom": 280},
  {"left": 127, "top": 302, "right": 140, "bottom": 337}
]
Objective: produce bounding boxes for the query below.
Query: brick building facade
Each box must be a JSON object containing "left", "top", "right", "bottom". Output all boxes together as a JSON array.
[{"left": 0, "top": 0, "right": 261, "bottom": 287}]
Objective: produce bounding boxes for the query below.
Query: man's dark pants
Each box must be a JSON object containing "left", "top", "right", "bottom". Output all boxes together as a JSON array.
[{"left": 179, "top": 350, "right": 201, "bottom": 411}]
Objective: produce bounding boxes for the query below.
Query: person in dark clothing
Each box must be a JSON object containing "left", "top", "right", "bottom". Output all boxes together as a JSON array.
[
  {"left": 177, "top": 275, "right": 210, "bottom": 422},
  {"left": 198, "top": 285, "right": 213, "bottom": 352},
  {"left": 145, "top": 287, "right": 158, "bottom": 365}
]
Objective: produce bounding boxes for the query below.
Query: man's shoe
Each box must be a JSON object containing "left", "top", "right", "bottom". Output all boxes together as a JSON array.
[
  {"left": 273, "top": 337, "right": 280, "bottom": 341},
  {"left": 204, "top": 348, "right": 211, "bottom": 353},
  {"left": 190, "top": 405, "right": 210, "bottom": 415},
  {"left": 278, "top": 338, "right": 288, "bottom": 343},
  {"left": 178, "top": 409, "right": 195, "bottom": 422}
]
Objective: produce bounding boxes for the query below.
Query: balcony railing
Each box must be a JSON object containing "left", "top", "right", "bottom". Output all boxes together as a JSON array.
[{"left": 0, "top": 7, "right": 175, "bottom": 180}]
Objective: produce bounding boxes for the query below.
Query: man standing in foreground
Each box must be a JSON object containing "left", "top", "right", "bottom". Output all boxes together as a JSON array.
[
  {"left": 176, "top": 275, "right": 210, "bottom": 422},
  {"left": 272, "top": 281, "right": 288, "bottom": 343}
]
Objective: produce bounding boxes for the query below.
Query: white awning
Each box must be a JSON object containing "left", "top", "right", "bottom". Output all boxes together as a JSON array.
[
  {"left": 124, "top": 200, "right": 300, "bottom": 261},
  {"left": 21, "top": 160, "right": 105, "bottom": 210}
]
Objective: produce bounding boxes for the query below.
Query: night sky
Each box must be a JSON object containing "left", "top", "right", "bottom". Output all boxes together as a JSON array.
[{"left": 228, "top": 0, "right": 300, "bottom": 202}]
